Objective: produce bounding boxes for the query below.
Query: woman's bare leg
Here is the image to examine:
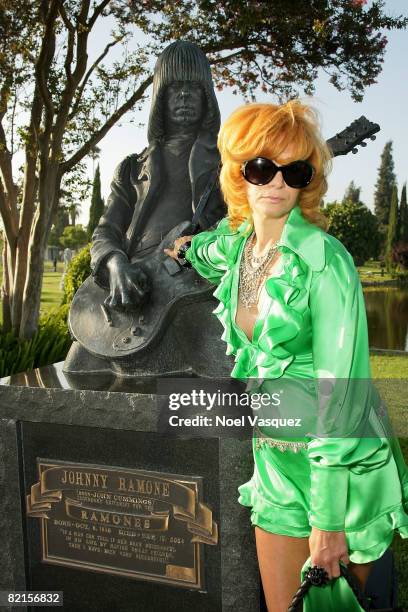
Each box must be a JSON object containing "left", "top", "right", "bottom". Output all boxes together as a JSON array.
[
  {"left": 255, "top": 526, "right": 374, "bottom": 612},
  {"left": 255, "top": 527, "right": 309, "bottom": 612}
]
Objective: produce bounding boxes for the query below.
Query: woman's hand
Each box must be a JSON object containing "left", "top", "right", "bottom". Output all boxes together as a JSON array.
[
  {"left": 309, "top": 526, "right": 350, "bottom": 580},
  {"left": 163, "top": 235, "right": 193, "bottom": 260}
]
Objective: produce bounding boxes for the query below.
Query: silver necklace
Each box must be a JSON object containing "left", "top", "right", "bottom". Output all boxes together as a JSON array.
[{"left": 239, "top": 233, "right": 280, "bottom": 309}]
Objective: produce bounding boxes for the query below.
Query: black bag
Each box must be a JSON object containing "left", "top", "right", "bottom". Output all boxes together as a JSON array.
[{"left": 287, "top": 548, "right": 403, "bottom": 612}]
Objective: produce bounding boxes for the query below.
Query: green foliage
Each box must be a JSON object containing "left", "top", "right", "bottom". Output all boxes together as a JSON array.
[
  {"left": 399, "top": 183, "right": 408, "bottom": 244},
  {"left": 87, "top": 165, "right": 104, "bottom": 240},
  {"left": 322, "top": 201, "right": 338, "bottom": 214},
  {"left": 60, "top": 162, "right": 92, "bottom": 219},
  {"left": 392, "top": 242, "right": 408, "bottom": 271},
  {"left": 48, "top": 207, "right": 70, "bottom": 246},
  {"left": 374, "top": 141, "right": 397, "bottom": 227},
  {"left": 342, "top": 180, "right": 361, "bottom": 205},
  {"left": 59, "top": 224, "right": 88, "bottom": 250},
  {"left": 325, "top": 201, "right": 381, "bottom": 266},
  {"left": 134, "top": 0, "right": 408, "bottom": 102},
  {"left": 0, "top": 304, "right": 71, "bottom": 378},
  {"left": 62, "top": 244, "right": 91, "bottom": 305},
  {"left": 385, "top": 185, "right": 399, "bottom": 271}
]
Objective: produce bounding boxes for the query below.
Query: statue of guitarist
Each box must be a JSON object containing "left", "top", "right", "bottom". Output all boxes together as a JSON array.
[{"left": 64, "top": 40, "right": 233, "bottom": 377}]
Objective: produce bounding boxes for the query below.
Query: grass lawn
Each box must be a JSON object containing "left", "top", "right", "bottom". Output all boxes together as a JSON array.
[
  {"left": 370, "top": 355, "right": 408, "bottom": 378},
  {"left": 39, "top": 261, "right": 65, "bottom": 315},
  {"left": 0, "top": 260, "right": 65, "bottom": 325},
  {"left": 370, "top": 355, "right": 408, "bottom": 440},
  {"left": 370, "top": 355, "right": 408, "bottom": 604},
  {"left": 357, "top": 259, "right": 395, "bottom": 284}
]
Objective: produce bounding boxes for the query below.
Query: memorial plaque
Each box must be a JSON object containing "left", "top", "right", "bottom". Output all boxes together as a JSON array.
[{"left": 26, "top": 459, "right": 218, "bottom": 589}]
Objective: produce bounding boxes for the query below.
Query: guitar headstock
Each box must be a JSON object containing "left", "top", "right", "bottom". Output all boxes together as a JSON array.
[{"left": 326, "top": 116, "right": 380, "bottom": 157}]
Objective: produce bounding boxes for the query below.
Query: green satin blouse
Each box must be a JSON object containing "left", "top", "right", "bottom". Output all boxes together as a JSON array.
[{"left": 185, "top": 203, "right": 408, "bottom": 537}]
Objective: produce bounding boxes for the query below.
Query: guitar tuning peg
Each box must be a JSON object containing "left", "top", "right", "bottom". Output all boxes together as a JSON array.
[
  {"left": 352, "top": 148, "right": 358, "bottom": 154},
  {"left": 360, "top": 142, "right": 367, "bottom": 147},
  {"left": 370, "top": 135, "right": 376, "bottom": 141}
]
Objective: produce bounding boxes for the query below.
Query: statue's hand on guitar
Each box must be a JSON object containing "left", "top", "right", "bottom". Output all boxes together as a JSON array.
[{"left": 105, "top": 253, "right": 151, "bottom": 311}]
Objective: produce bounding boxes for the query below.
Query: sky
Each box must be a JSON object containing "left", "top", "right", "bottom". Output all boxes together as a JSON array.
[{"left": 78, "top": 0, "right": 408, "bottom": 225}]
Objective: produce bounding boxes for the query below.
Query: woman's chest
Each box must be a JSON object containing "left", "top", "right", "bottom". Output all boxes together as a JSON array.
[
  {"left": 231, "top": 246, "right": 314, "bottom": 354},
  {"left": 235, "top": 254, "right": 284, "bottom": 343}
]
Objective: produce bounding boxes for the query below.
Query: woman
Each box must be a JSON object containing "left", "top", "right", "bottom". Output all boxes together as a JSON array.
[{"left": 165, "top": 101, "right": 408, "bottom": 611}]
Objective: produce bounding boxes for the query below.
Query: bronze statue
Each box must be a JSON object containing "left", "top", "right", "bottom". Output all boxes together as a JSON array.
[{"left": 64, "top": 40, "right": 234, "bottom": 377}]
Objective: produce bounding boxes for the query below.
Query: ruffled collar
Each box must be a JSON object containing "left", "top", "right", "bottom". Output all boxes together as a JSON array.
[
  {"left": 210, "top": 203, "right": 325, "bottom": 379},
  {"left": 234, "top": 203, "right": 326, "bottom": 273}
]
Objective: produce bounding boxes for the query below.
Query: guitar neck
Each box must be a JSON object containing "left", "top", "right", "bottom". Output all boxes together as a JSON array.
[{"left": 326, "top": 115, "right": 380, "bottom": 157}]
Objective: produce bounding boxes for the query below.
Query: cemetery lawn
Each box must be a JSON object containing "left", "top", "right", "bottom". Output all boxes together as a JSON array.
[
  {"left": 0, "top": 261, "right": 64, "bottom": 325},
  {"left": 358, "top": 260, "right": 399, "bottom": 284},
  {"left": 353, "top": 355, "right": 408, "bottom": 605}
]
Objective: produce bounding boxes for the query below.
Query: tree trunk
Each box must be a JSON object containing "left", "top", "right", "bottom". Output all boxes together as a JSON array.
[
  {"left": 11, "top": 167, "right": 39, "bottom": 331},
  {"left": 19, "top": 209, "right": 48, "bottom": 338},
  {"left": 1, "top": 241, "right": 12, "bottom": 332},
  {"left": 11, "top": 236, "right": 31, "bottom": 332},
  {"left": 19, "top": 168, "right": 60, "bottom": 339}
]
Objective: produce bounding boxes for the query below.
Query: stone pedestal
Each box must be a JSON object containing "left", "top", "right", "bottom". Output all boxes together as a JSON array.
[{"left": 0, "top": 363, "right": 260, "bottom": 612}]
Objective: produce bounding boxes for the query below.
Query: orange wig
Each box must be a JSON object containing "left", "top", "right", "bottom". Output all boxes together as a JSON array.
[{"left": 217, "top": 100, "right": 332, "bottom": 231}]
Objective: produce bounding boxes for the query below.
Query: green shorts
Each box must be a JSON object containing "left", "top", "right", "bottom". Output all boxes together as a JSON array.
[{"left": 238, "top": 435, "right": 408, "bottom": 564}]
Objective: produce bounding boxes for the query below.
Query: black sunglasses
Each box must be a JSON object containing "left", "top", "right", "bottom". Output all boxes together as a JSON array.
[{"left": 241, "top": 157, "right": 315, "bottom": 189}]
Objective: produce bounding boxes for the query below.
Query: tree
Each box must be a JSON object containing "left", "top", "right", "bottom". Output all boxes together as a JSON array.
[
  {"left": 322, "top": 201, "right": 338, "bottom": 214},
  {"left": 0, "top": 1, "right": 406, "bottom": 338},
  {"left": 0, "top": 1, "right": 152, "bottom": 337},
  {"left": 87, "top": 165, "right": 104, "bottom": 241},
  {"left": 342, "top": 180, "right": 361, "bottom": 205},
  {"left": 89, "top": 144, "right": 101, "bottom": 177},
  {"left": 373, "top": 141, "right": 397, "bottom": 227},
  {"left": 392, "top": 243, "right": 408, "bottom": 271},
  {"left": 385, "top": 185, "right": 399, "bottom": 271},
  {"left": 325, "top": 201, "right": 381, "bottom": 266},
  {"left": 60, "top": 162, "right": 92, "bottom": 228},
  {"left": 68, "top": 205, "right": 79, "bottom": 227},
  {"left": 399, "top": 183, "right": 408, "bottom": 244},
  {"left": 137, "top": 0, "right": 406, "bottom": 102},
  {"left": 59, "top": 225, "right": 88, "bottom": 251},
  {"left": 48, "top": 207, "right": 70, "bottom": 246}
]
